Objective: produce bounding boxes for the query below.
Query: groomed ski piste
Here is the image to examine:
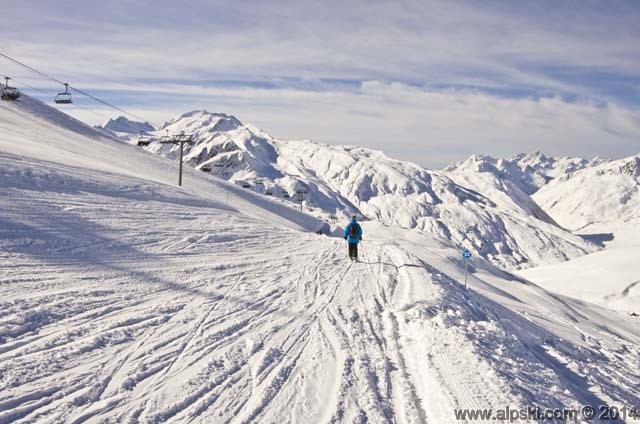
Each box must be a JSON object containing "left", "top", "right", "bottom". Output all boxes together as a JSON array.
[{"left": 1, "top": 96, "right": 640, "bottom": 423}]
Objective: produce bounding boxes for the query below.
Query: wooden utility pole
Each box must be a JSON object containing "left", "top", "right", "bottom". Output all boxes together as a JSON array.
[{"left": 160, "top": 133, "right": 194, "bottom": 186}]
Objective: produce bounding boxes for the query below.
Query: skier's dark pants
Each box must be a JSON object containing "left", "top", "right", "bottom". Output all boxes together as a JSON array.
[{"left": 348, "top": 243, "right": 358, "bottom": 259}]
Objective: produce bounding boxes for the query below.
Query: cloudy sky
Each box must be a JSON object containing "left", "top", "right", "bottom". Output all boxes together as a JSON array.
[{"left": 3, "top": 0, "right": 639, "bottom": 167}]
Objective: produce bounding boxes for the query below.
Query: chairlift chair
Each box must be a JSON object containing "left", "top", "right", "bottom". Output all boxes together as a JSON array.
[
  {"left": 1, "top": 77, "right": 20, "bottom": 101},
  {"left": 55, "top": 83, "right": 72, "bottom": 104},
  {"left": 137, "top": 132, "right": 151, "bottom": 146}
]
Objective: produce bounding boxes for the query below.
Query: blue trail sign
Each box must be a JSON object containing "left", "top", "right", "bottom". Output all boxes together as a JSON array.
[{"left": 462, "top": 249, "right": 472, "bottom": 288}]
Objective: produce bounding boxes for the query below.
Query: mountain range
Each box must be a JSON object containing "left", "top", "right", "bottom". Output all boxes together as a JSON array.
[{"left": 98, "top": 111, "right": 639, "bottom": 271}]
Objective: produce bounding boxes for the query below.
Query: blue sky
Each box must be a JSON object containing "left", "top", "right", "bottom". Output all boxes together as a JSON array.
[{"left": 3, "top": 0, "right": 639, "bottom": 167}]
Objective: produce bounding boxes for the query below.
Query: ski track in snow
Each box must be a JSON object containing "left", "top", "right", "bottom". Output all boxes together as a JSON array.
[
  {"left": 2, "top": 174, "right": 640, "bottom": 424},
  {"left": 0, "top": 173, "right": 525, "bottom": 423}
]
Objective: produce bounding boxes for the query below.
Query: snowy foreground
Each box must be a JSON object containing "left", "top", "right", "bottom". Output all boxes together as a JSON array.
[{"left": 2, "top": 97, "right": 640, "bottom": 423}]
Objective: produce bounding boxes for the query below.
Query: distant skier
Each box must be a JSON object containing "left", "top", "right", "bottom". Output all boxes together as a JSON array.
[{"left": 344, "top": 214, "right": 363, "bottom": 261}]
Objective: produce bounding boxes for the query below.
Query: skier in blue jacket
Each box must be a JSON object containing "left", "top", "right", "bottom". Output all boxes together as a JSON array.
[{"left": 344, "top": 214, "right": 363, "bottom": 261}]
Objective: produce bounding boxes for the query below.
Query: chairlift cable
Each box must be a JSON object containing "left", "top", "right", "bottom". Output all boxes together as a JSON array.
[
  {"left": 0, "top": 52, "right": 158, "bottom": 127},
  {"left": 0, "top": 73, "right": 111, "bottom": 120},
  {"left": 67, "top": 85, "right": 154, "bottom": 125},
  {"left": 0, "top": 52, "right": 66, "bottom": 85}
]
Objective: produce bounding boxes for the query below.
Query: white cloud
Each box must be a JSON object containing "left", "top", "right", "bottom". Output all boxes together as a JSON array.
[
  {"left": 4, "top": 0, "right": 640, "bottom": 167},
  {"left": 58, "top": 80, "right": 640, "bottom": 168}
]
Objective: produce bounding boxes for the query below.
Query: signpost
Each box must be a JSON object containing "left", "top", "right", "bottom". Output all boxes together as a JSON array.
[{"left": 462, "top": 249, "right": 472, "bottom": 289}]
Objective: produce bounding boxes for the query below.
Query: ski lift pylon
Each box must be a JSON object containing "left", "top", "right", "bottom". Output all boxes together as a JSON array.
[
  {"left": 55, "top": 83, "right": 72, "bottom": 104},
  {"left": 1, "top": 77, "right": 20, "bottom": 101}
]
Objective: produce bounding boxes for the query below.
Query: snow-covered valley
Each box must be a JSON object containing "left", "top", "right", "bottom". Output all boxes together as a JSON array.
[{"left": 2, "top": 96, "right": 640, "bottom": 423}]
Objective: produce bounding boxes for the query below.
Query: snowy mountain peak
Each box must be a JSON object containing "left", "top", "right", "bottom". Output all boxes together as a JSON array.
[
  {"left": 448, "top": 154, "right": 499, "bottom": 174},
  {"left": 614, "top": 155, "right": 640, "bottom": 177},
  {"left": 101, "top": 116, "right": 155, "bottom": 134},
  {"left": 512, "top": 150, "right": 548, "bottom": 168},
  {"left": 162, "top": 110, "right": 243, "bottom": 133}
]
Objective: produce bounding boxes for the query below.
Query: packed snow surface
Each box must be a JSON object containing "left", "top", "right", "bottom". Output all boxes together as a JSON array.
[{"left": 2, "top": 96, "right": 640, "bottom": 423}]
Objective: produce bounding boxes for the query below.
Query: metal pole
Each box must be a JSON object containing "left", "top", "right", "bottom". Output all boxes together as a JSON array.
[
  {"left": 464, "top": 259, "right": 468, "bottom": 289},
  {"left": 178, "top": 141, "right": 184, "bottom": 186}
]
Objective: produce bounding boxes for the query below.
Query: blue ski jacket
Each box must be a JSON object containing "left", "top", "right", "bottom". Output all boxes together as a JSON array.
[{"left": 344, "top": 219, "right": 363, "bottom": 244}]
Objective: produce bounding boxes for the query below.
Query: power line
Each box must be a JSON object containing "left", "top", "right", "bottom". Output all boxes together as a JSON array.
[{"left": 0, "top": 52, "right": 158, "bottom": 127}]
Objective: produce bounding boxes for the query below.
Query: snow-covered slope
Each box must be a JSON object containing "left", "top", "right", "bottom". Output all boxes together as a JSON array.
[
  {"left": 0, "top": 97, "right": 327, "bottom": 234},
  {"left": 2, "top": 96, "right": 640, "bottom": 423},
  {"left": 445, "top": 150, "right": 640, "bottom": 315},
  {"left": 519, "top": 221, "right": 640, "bottom": 313},
  {"left": 103, "top": 111, "right": 597, "bottom": 270},
  {"left": 519, "top": 155, "right": 640, "bottom": 312}
]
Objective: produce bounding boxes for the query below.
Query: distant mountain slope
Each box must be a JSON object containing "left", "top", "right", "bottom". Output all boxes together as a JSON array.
[
  {"left": 511, "top": 151, "right": 606, "bottom": 189},
  {"left": 533, "top": 155, "right": 640, "bottom": 231},
  {"left": 102, "top": 116, "right": 155, "bottom": 134},
  {"left": 446, "top": 151, "right": 605, "bottom": 195},
  {"left": 101, "top": 111, "right": 597, "bottom": 270}
]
